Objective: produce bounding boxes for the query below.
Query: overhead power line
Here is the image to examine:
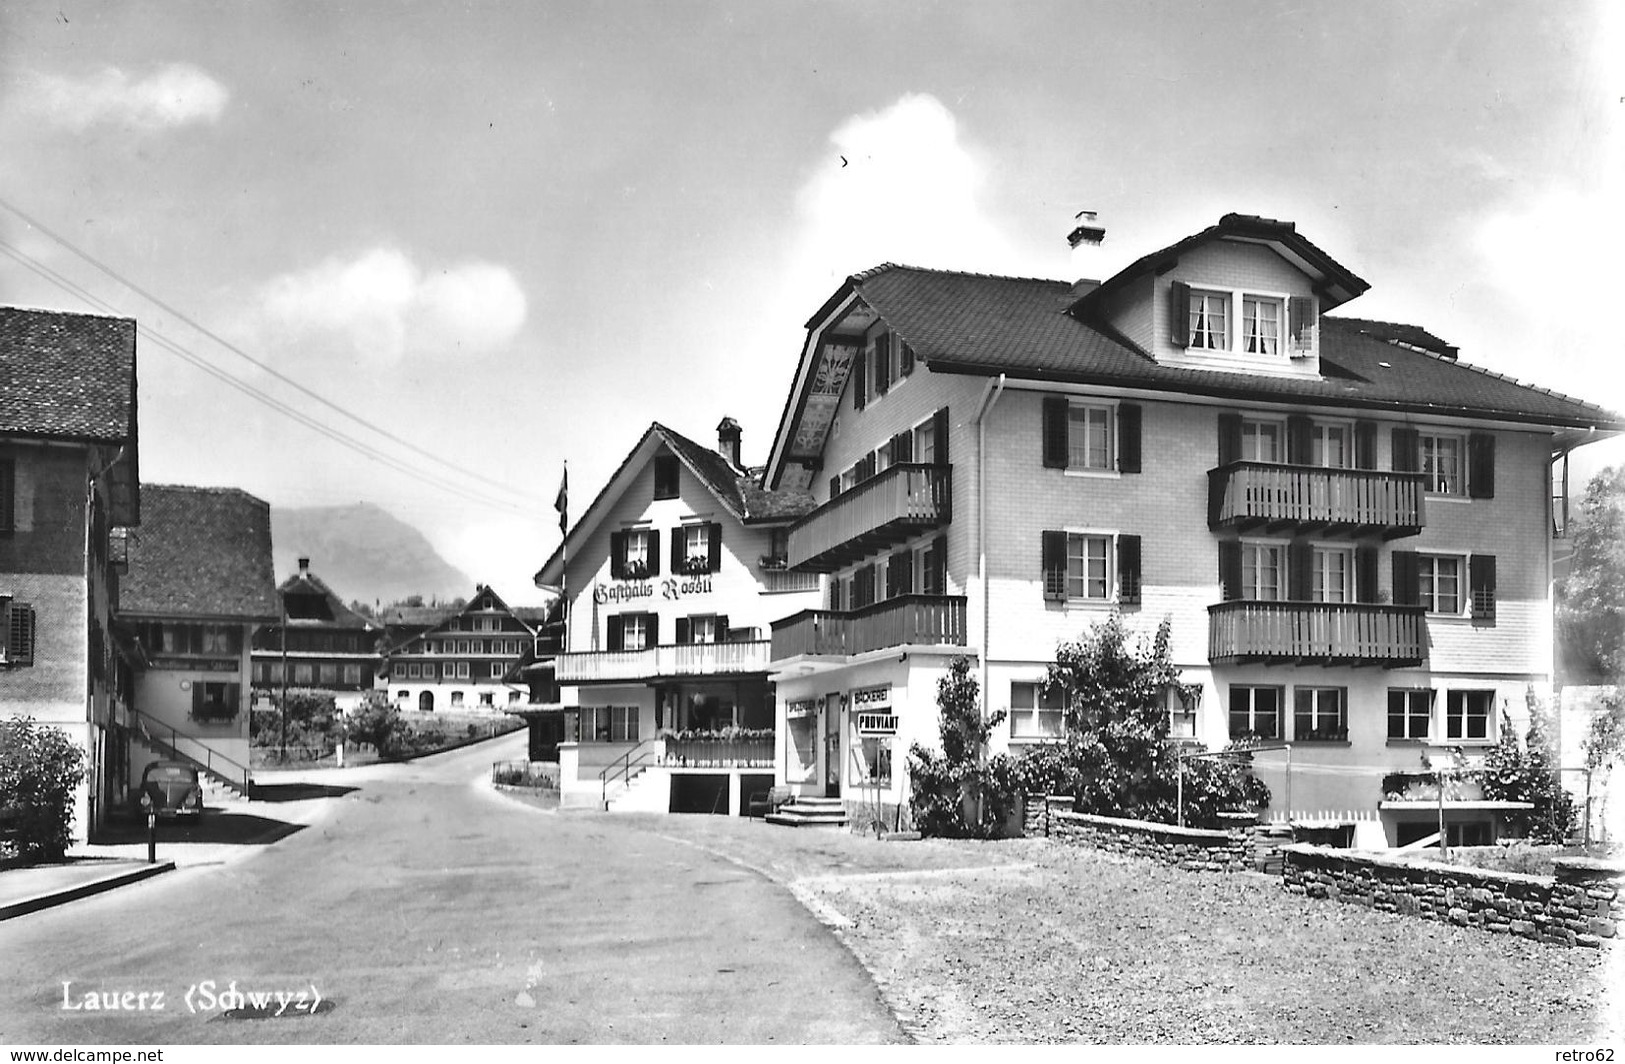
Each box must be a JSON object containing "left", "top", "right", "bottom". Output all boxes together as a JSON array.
[
  {"left": 0, "top": 239, "right": 536, "bottom": 518},
  {"left": 0, "top": 195, "right": 535, "bottom": 504}
]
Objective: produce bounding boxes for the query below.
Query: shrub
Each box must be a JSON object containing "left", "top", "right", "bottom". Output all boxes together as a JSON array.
[
  {"left": 907, "top": 657, "right": 1020, "bottom": 838},
  {"left": 347, "top": 693, "right": 406, "bottom": 758},
  {"left": 0, "top": 717, "right": 87, "bottom": 862},
  {"left": 1481, "top": 696, "right": 1576, "bottom": 844}
]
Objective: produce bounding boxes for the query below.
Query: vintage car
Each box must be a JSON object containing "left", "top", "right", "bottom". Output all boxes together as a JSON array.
[{"left": 138, "top": 760, "right": 204, "bottom": 820}]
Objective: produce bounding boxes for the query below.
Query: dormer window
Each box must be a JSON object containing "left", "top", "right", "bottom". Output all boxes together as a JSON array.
[
  {"left": 1242, "top": 296, "right": 1282, "bottom": 355},
  {"left": 1188, "top": 289, "right": 1229, "bottom": 350},
  {"left": 1173, "top": 282, "right": 1311, "bottom": 361}
]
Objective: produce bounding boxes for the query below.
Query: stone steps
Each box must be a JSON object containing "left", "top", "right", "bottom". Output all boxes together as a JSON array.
[{"left": 766, "top": 795, "right": 849, "bottom": 828}]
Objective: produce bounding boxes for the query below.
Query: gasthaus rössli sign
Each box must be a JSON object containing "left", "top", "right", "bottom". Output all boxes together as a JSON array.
[{"left": 592, "top": 576, "right": 715, "bottom": 604}]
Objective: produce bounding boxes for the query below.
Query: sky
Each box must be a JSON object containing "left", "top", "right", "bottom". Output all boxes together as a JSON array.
[{"left": 1, "top": 1, "right": 1620, "bottom": 605}]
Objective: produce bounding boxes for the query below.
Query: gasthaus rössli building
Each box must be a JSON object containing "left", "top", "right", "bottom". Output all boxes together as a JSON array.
[
  {"left": 758, "top": 212, "right": 1621, "bottom": 847},
  {"left": 533, "top": 418, "right": 821, "bottom": 814}
]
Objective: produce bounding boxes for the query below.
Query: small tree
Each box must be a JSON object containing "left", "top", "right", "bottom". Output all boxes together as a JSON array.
[
  {"left": 1481, "top": 694, "right": 1576, "bottom": 844},
  {"left": 0, "top": 717, "right": 87, "bottom": 862},
  {"left": 347, "top": 692, "right": 405, "bottom": 759},
  {"left": 907, "top": 656, "right": 1019, "bottom": 837},
  {"left": 1556, "top": 466, "right": 1625, "bottom": 683}
]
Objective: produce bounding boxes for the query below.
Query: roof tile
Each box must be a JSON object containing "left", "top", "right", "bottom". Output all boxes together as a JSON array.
[{"left": 119, "top": 485, "right": 280, "bottom": 620}]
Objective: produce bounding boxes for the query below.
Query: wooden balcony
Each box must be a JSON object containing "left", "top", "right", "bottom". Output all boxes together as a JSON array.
[
  {"left": 787, "top": 463, "right": 951, "bottom": 572},
  {"left": 1208, "top": 462, "right": 1426, "bottom": 539},
  {"left": 771, "top": 595, "right": 967, "bottom": 660},
  {"left": 1208, "top": 601, "right": 1426, "bottom": 667},
  {"left": 556, "top": 639, "right": 771, "bottom": 685}
]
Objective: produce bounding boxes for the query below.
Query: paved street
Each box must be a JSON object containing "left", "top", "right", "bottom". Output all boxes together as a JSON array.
[{"left": 0, "top": 733, "right": 904, "bottom": 1044}]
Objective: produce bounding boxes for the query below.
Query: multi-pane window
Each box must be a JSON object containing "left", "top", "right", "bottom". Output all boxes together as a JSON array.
[
  {"left": 1166, "top": 685, "right": 1199, "bottom": 740},
  {"left": 622, "top": 613, "right": 651, "bottom": 651},
  {"left": 1312, "top": 547, "right": 1352, "bottom": 603},
  {"left": 1188, "top": 290, "right": 1229, "bottom": 349},
  {"left": 1387, "top": 688, "right": 1432, "bottom": 740},
  {"left": 1010, "top": 681, "right": 1066, "bottom": 740},
  {"left": 1420, "top": 433, "right": 1465, "bottom": 495},
  {"left": 622, "top": 529, "right": 652, "bottom": 575},
  {"left": 1229, "top": 685, "right": 1281, "bottom": 740},
  {"left": 1447, "top": 690, "right": 1494, "bottom": 742},
  {"left": 1242, "top": 542, "right": 1283, "bottom": 601},
  {"left": 343, "top": 665, "right": 362, "bottom": 685},
  {"left": 1242, "top": 296, "right": 1282, "bottom": 355},
  {"left": 876, "top": 438, "right": 895, "bottom": 472},
  {"left": 913, "top": 419, "right": 936, "bottom": 465},
  {"left": 1067, "top": 404, "right": 1113, "bottom": 471},
  {"left": 1241, "top": 419, "right": 1283, "bottom": 462},
  {"left": 688, "top": 615, "right": 719, "bottom": 644},
  {"left": 1419, "top": 555, "right": 1462, "bottom": 614},
  {"left": 490, "top": 662, "right": 505, "bottom": 678},
  {"left": 682, "top": 524, "right": 710, "bottom": 570},
  {"left": 582, "top": 706, "right": 639, "bottom": 743},
  {"left": 1293, "top": 687, "right": 1347, "bottom": 741},
  {"left": 1311, "top": 424, "right": 1350, "bottom": 468},
  {"left": 455, "top": 662, "right": 469, "bottom": 679},
  {"left": 1066, "top": 534, "right": 1111, "bottom": 600}
]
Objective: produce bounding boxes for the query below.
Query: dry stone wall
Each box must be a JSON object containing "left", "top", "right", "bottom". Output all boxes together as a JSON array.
[{"left": 1023, "top": 794, "right": 1254, "bottom": 873}]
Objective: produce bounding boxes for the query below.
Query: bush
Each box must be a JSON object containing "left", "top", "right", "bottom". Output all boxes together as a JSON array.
[
  {"left": 348, "top": 693, "right": 406, "bottom": 758},
  {"left": 1482, "top": 696, "right": 1576, "bottom": 843},
  {"left": 907, "top": 657, "right": 1020, "bottom": 838},
  {"left": 0, "top": 717, "right": 87, "bottom": 862}
]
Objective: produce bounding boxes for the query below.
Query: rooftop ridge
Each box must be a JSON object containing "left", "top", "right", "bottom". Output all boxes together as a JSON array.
[{"left": 851, "top": 262, "right": 1071, "bottom": 288}]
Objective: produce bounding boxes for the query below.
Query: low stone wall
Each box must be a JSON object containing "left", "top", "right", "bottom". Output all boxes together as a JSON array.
[
  {"left": 1281, "top": 845, "right": 1623, "bottom": 949},
  {"left": 1023, "top": 794, "right": 1253, "bottom": 873}
]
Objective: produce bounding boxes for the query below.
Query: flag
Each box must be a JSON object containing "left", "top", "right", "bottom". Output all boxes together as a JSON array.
[{"left": 554, "top": 467, "right": 568, "bottom": 533}]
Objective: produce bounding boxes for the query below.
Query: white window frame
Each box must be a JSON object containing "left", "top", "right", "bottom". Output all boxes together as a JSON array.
[
  {"left": 490, "top": 662, "right": 505, "bottom": 678},
  {"left": 1311, "top": 545, "right": 1354, "bottom": 604},
  {"left": 456, "top": 661, "right": 470, "bottom": 679},
  {"left": 1240, "top": 418, "right": 1285, "bottom": 463},
  {"left": 1419, "top": 431, "right": 1467, "bottom": 497},
  {"left": 1065, "top": 402, "right": 1116, "bottom": 473},
  {"left": 1292, "top": 686, "right": 1347, "bottom": 742},
  {"left": 1064, "top": 531, "right": 1113, "bottom": 602},
  {"left": 1241, "top": 294, "right": 1284, "bottom": 356},
  {"left": 480, "top": 691, "right": 495, "bottom": 706},
  {"left": 623, "top": 528, "right": 653, "bottom": 573},
  {"left": 622, "top": 613, "right": 651, "bottom": 651},
  {"left": 1418, "top": 553, "right": 1464, "bottom": 616},
  {"left": 1009, "top": 680, "right": 1067, "bottom": 741},
  {"left": 612, "top": 705, "right": 639, "bottom": 743},
  {"left": 912, "top": 417, "right": 936, "bottom": 466},
  {"left": 1228, "top": 685, "right": 1282, "bottom": 741},
  {"left": 1241, "top": 540, "right": 1285, "bottom": 601},
  {"left": 1310, "top": 421, "right": 1353, "bottom": 469},
  {"left": 876, "top": 437, "right": 895, "bottom": 473},
  {"left": 1387, "top": 688, "right": 1433, "bottom": 741},
  {"left": 1166, "top": 685, "right": 1199, "bottom": 740},
  {"left": 682, "top": 524, "right": 711, "bottom": 569},
  {"left": 451, "top": 690, "right": 465, "bottom": 707},
  {"left": 1187, "top": 288, "right": 1230, "bottom": 350},
  {"left": 1446, "top": 689, "right": 1495, "bottom": 743}
]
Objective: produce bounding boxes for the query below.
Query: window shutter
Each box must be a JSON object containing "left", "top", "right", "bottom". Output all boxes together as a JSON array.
[
  {"left": 1042, "top": 396, "right": 1069, "bottom": 469},
  {"left": 1287, "top": 540, "right": 1312, "bottom": 601},
  {"left": 1391, "top": 551, "right": 1420, "bottom": 607},
  {"left": 894, "top": 429, "right": 913, "bottom": 463},
  {"left": 1356, "top": 546, "right": 1379, "bottom": 604},
  {"left": 930, "top": 536, "right": 947, "bottom": 595},
  {"left": 648, "top": 613, "right": 660, "bottom": 646},
  {"left": 647, "top": 530, "right": 661, "bottom": 576},
  {"left": 1290, "top": 295, "right": 1317, "bottom": 347},
  {"left": 1217, "top": 413, "right": 1242, "bottom": 466},
  {"left": 1470, "top": 554, "right": 1497, "bottom": 623},
  {"left": 707, "top": 523, "right": 722, "bottom": 573},
  {"left": 874, "top": 334, "right": 891, "bottom": 396},
  {"left": 828, "top": 579, "right": 842, "bottom": 610},
  {"left": 1392, "top": 428, "right": 1420, "bottom": 472},
  {"left": 860, "top": 452, "right": 875, "bottom": 481},
  {"left": 0, "top": 458, "right": 13, "bottom": 535},
  {"left": 676, "top": 617, "right": 691, "bottom": 645},
  {"left": 1169, "top": 281, "right": 1191, "bottom": 346},
  {"left": 886, "top": 552, "right": 902, "bottom": 599},
  {"left": 1468, "top": 433, "right": 1495, "bottom": 499},
  {"left": 610, "top": 531, "right": 626, "bottom": 579},
  {"left": 1218, "top": 541, "right": 1242, "bottom": 601},
  {"left": 1286, "top": 415, "right": 1313, "bottom": 466},
  {"left": 1354, "top": 421, "right": 1377, "bottom": 470},
  {"left": 716, "top": 614, "right": 730, "bottom": 640},
  {"left": 1117, "top": 404, "right": 1142, "bottom": 474},
  {"left": 1117, "top": 534, "right": 1142, "bottom": 605},
  {"left": 1041, "top": 530, "right": 1067, "bottom": 601},
  {"left": 853, "top": 350, "right": 867, "bottom": 410},
  {"left": 900, "top": 342, "right": 915, "bottom": 377},
  {"left": 829, "top": 475, "right": 840, "bottom": 501},
  {"left": 933, "top": 407, "right": 950, "bottom": 466},
  {"left": 225, "top": 683, "right": 241, "bottom": 712},
  {"left": 191, "top": 682, "right": 204, "bottom": 716},
  {"left": 670, "top": 529, "right": 684, "bottom": 575}
]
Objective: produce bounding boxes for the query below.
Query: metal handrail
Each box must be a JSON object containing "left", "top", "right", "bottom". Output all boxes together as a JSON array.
[
  {"left": 129, "top": 706, "right": 251, "bottom": 790},
  {"left": 599, "top": 738, "right": 659, "bottom": 807}
]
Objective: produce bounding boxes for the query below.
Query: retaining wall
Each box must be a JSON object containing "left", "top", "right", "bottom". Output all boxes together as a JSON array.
[
  {"left": 1023, "top": 794, "right": 1254, "bottom": 873},
  {"left": 1281, "top": 844, "right": 1623, "bottom": 949}
]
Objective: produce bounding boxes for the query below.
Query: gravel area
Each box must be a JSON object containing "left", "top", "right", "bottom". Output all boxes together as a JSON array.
[{"left": 619, "top": 815, "right": 1619, "bottom": 1044}]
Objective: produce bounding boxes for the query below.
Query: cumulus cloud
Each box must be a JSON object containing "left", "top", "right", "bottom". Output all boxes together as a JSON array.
[
  {"left": 791, "top": 93, "right": 1017, "bottom": 284},
  {"left": 20, "top": 64, "right": 229, "bottom": 131},
  {"left": 256, "top": 248, "right": 528, "bottom": 363}
]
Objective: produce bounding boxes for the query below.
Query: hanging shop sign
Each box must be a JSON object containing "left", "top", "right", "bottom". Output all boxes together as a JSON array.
[
  {"left": 856, "top": 712, "right": 898, "bottom": 736},
  {"left": 785, "top": 700, "right": 818, "bottom": 720},
  {"left": 851, "top": 684, "right": 891, "bottom": 709}
]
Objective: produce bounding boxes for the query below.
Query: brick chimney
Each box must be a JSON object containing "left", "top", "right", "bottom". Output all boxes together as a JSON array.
[{"left": 717, "top": 417, "right": 743, "bottom": 471}]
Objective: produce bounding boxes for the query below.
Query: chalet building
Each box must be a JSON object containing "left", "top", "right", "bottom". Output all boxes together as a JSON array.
[
  {"left": 117, "top": 485, "right": 279, "bottom": 800},
  {"left": 250, "top": 557, "right": 382, "bottom": 710},
  {"left": 0, "top": 307, "right": 140, "bottom": 840},
  {"left": 532, "top": 419, "right": 819, "bottom": 813},
  {"left": 760, "top": 213, "right": 1622, "bottom": 846},
  {"left": 381, "top": 586, "right": 538, "bottom": 714}
]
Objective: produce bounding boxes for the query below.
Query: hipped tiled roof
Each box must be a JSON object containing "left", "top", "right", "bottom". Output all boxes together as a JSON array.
[
  {"left": 278, "top": 567, "right": 376, "bottom": 630},
  {"left": 0, "top": 306, "right": 138, "bottom": 441},
  {"left": 120, "top": 485, "right": 279, "bottom": 620}
]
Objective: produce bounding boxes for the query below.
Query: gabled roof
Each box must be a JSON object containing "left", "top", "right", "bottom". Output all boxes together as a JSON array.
[
  {"left": 387, "top": 584, "right": 537, "bottom": 654},
  {"left": 534, "top": 421, "right": 815, "bottom": 586},
  {"left": 277, "top": 567, "right": 376, "bottom": 630},
  {"left": 0, "top": 306, "right": 139, "bottom": 443},
  {"left": 1067, "top": 212, "right": 1371, "bottom": 315},
  {"left": 119, "top": 485, "right": 279, "bottom": 621}
]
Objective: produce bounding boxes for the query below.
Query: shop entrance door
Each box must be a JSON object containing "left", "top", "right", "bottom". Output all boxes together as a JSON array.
[{"left": 823, "top": 692, "right": 842, "bottom": 798}]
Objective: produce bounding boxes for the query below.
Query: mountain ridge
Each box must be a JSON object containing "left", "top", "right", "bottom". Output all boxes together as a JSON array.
[{"left": 270, "top": 502, "right": 473, "bottom": 606}]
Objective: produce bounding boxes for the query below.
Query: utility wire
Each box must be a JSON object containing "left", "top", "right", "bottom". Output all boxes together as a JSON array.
[
  {"left": 0, "top": 196, "right": 533, "bottom": 502},
  {"left": 0, "top": 240, "right": 537, "bottom": 518}
]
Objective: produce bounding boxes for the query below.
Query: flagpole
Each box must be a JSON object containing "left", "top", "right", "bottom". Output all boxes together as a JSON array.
[{"left": 558, "top": 461, "right": 569, "bottom": 654}]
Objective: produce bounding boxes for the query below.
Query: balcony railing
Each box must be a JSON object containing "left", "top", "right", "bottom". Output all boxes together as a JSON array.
[
  {"left": 787, "top": 463, "right": 951, "bottom": 572},
  {"left": 660, "top": 737, "right": 775, "bottom": 768},
  {"left": 1208, "top": 601, "right": 1426, "bottom": 667},
  {"left": 556, "top": 639, "right": 771, "bottom": 684},
  {"left": 771, "top": 594, "right": 967, "bottom": 660},
  {"left": 1208, "top": 462, "right": 1426, "bottom": 538}
]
